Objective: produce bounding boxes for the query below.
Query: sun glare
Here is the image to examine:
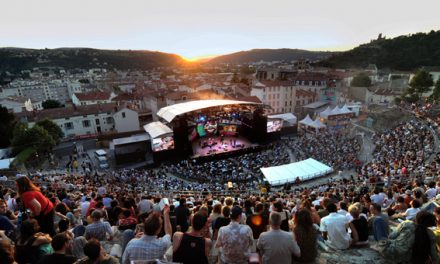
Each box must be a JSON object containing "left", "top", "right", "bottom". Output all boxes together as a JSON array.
[{"left": 182, "top": 54, "right": 219, "bottom": 63}]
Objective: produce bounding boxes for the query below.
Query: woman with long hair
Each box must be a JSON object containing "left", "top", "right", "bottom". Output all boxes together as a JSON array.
[
  {"left": 301, "top": 199, "right": 321, "bottom": 224},
  {"left": 15, "top": 176, "right": 55, "bottom": 236},
  {"left": 412, "top": 211, "right": 438, "bottom": 264},
  {"left": 293, "top": 209, "right": 317, "bottom": 263}
]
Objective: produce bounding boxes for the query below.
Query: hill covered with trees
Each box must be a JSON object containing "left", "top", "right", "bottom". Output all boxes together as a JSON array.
[
  {"left": 0, "top": 48, "right": 185, "bottom": 73},
  {"left": 207, "top": 48, "right": 335, "bottom": 64},
  {"left": 319, "top": 30, "right": 440, "bottom": 70}
]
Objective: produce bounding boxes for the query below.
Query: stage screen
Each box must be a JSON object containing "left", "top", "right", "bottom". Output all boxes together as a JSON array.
[
  {"left": 152, "top": 136, "right": 175, "bottom": 152},
  {"left": 267, "top": 119, "right": 283, "bottom": 133},
  {"left": 219, "top": 124, "right": 237, "bottom": 136},
  {"left": 196, "top": 121, "right": 218, "bottom": 137}
]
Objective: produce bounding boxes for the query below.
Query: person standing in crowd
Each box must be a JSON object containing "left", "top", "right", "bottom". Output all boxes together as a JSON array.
[
  {"left": 320, "top": 203, "right": 350, "bottom": 250},
  {"left": 293, "top": 209, "right": 317, "bottom": 263},
  {"left": 257, "top": 212, "right": 300, "bottom": 264},
  {"left": 216, "top": 206, "right": 254, "bottom": 264},
  {"left": 212, "top": 206, "right": 231, "bottom": 240},
  {"left": 173, "top": 212, "right": 212, "bottom": 264},
  {"left": 122, "top": 206, "right": 172, "bottom": 264},
  {"left": 273, "top": 201, "right": 290, "bottom": 232},
  {"left": 175, "top": 198, "right": 190, "bottom": 232},
  {"left": 36, "top": 233, "right": 76, "bottom": 264},
  {"left": 246, "top": 203, "right": 268, "bottom": 241},
  {"left": 15, "top": 176, "right": 55, "bottom": 236},
  {"left": 84, "top": 210, "right": 113, "bottom": 241}
]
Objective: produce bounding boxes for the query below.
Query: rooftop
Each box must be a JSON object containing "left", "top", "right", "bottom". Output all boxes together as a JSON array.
[
  {"left": 74, "top": 91, "right": 111, "bottom": 101},
  {"left": 16, "top": 103, "right": 120, "bottom": 122}
]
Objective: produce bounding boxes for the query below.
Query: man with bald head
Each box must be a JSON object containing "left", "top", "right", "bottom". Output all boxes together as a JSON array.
[{"left": 257, "top": 212, "right": 300, "bottom": 264}]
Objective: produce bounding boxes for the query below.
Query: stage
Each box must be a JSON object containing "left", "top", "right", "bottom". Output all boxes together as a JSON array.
[{"left": 191, "top": 136, "right": 258, "bottom": 158}]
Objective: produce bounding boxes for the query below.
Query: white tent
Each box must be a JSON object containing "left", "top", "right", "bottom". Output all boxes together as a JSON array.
[
  {"left": 329, "top": 106, "right": 342, "bottom": 116},
  {"left": 319, "top": 106, "right": 332, "bottom": 118},
  {"left": 310, "top": 118, "right": 326, "bottom": 129},
  {"left": 299, "top": 114, "right": 314, "bottom": 126},
  {"left": 339, "top": 104, "right": 353, "bottom": 115},
  {"left": 0, "top": 158, "right": 15, "bottom": 170},
  {"left": 268, "top": 113, "right": 297, "bottom": 126},
  {"left": 261, "top": 158, "right": 333, "bottom": 185},
  {"left": 143, "top": 122, "right": 173, "bottom": 139}
]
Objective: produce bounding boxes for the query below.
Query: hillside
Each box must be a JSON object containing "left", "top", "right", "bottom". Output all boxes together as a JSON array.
[
  {"left": 207, "top": 48, "right": 335, "bottom": 64},
  {"left": 320, "top": 30, "right": 440, "bottom": 70},
  {"left": 0, "top": 48, "right": 185, "bottom": 72}
]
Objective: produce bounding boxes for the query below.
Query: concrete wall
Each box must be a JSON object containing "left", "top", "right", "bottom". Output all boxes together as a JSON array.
[{"left": 113, "top": 108, "right": 140, "bottom": 133}]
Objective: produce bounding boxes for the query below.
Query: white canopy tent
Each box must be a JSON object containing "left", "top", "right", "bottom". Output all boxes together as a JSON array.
[
  {"left": 320, "top": 104, "right": 354, "bottom": 119},
  {"left": 299, "top": 115, "right": 326, "bottom": 132},
  {"left": 268, "top": 113, "right": 297, "bottom": 126},
  {"left": 310, "top": 118, "right": 326, "bottom": 129},
  {"left": 157, "top": 99, "right": 262, "bottom": 123},
  {"left": 299, "top": 114, "right": 314, "bottom": 126},
  {"left": 143, "top": 122, "right": 173, "bottom": 139},
  {"left": 0, "top": 158, "right": 15, "bottom": 170},
  {"left": 319, "top": 106, "right": 332, "bottom": 118},
  {"left": 329, "top": 106, "right": 342, "bottom": 116},
  {"left": 339, "top": 104, "right": 354, "bottom": 115},
  {"left": 261, "top": 158, "right": 333, "bottom": 185}
]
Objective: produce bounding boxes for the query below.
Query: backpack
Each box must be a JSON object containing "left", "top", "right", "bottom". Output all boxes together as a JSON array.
[{"left": 280, "top": 211, "right": 289, "bottom": 231}]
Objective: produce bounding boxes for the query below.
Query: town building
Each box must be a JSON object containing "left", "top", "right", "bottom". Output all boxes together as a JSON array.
[{"left": 16, "top": 103, "right": 140, "bottom": 138}]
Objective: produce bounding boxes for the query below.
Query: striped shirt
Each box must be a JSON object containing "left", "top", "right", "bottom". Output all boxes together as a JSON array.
[
  {"left": 84, "top": 220, "right": 112, "bottom": 241},
  {"left": 122, "top": 234, "right": 171, "bottom": 264}
]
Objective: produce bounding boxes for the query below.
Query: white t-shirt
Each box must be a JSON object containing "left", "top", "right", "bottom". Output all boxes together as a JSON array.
[
  {"left": 371, "top": 193, "right": 386, "bottom": 206},
  {"left": 426, "top": 188, "right": 437, "bottom": 200},
  {"left": 405, "top": 208, "right": 420, "bottom": 220},
  {"left": 80, "top": 201, "right": 90, "bottom": 216},
  {"left": 320, "top": 212, "right": 350, "bottom": 250}
]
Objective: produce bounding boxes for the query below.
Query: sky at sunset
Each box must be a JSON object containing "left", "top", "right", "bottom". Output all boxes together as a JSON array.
[{"left": 1, "top": 0, "right": 439, "bottom": 60}]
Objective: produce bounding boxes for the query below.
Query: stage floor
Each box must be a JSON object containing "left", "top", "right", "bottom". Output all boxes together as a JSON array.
[{"left": 191, "top": 136, "right": 257, "bottom": 158}]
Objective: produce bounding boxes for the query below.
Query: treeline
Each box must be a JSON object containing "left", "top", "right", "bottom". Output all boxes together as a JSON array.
[
  {"left": 207, "top": 49, "right": 335, "bottom": 64},
  {"left": 0, "top": 48, "right": 185, "bottom": 73},
  {"left": 319, "top": 30, "right": 440, "bottom": 70}
]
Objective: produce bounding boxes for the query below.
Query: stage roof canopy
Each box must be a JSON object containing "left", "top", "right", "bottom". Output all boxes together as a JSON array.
[
  {"left": 261, "top": 158, "right": 333, "bottom": 185},
  {"left": 157, "top": 99, "right": 262, "bottom": 122},
  {"left": 143, "top": 122, "right": 173, "bottom": 139}
]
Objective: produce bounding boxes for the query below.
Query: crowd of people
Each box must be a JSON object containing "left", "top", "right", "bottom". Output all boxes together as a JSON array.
[
  {"left": 167, "top": 141, "right": 291, "bottom": 187},
  {"left": 1, "top": 114, "right": 440, "bottom": 264},
  {"left": 362, "top": 119, "right": 435, "bottom": 184},
  {"left": 287, "top": 131, "right": 361, "bottom": 171}
]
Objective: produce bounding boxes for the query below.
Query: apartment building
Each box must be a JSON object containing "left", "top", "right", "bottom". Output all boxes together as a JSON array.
[{"left": 16, "top": 103, "right": 140, "bottom": 138}]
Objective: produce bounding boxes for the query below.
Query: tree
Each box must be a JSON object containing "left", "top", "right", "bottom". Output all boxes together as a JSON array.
[
  {"left": 11, "top": 123, "right": 55, "bottom": 157},
  {"left": 431, "top": 78, "right": 440, "bottom": 102},
  {"left": 42, "top": 99, "right": 61, "bottom": 109},
  {"left": 0, "top": 106, "right": 16, "bottom": 148},
  {"left": 351, "top": 73, "right": 372, "bottom": 87},
  {"left": 36, "top": 119, "right": 64, "bottom": 143},
  {"left": 402, "top": 69, "right": 434, "bottom": 103},
  {"left": 409, "top": 69, "right": 433, "bottom": 95}
]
